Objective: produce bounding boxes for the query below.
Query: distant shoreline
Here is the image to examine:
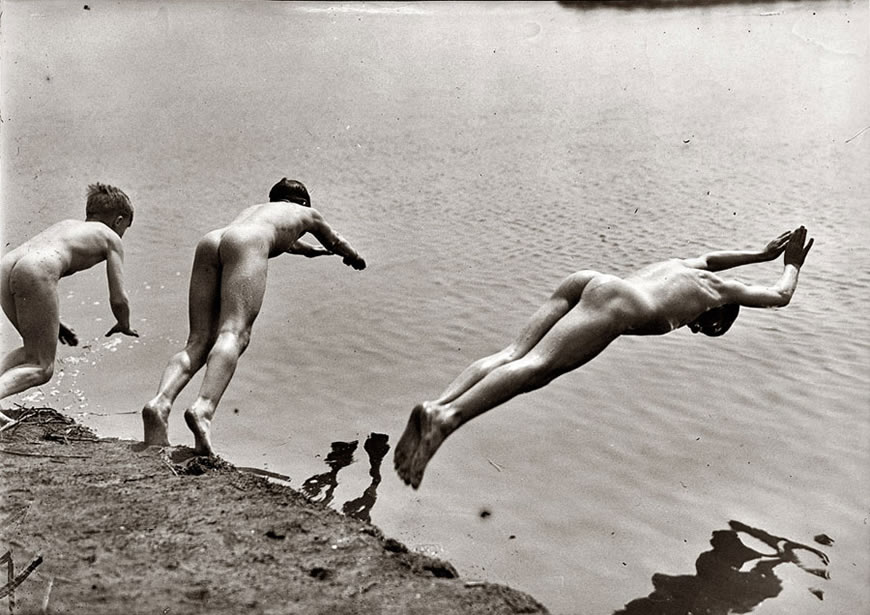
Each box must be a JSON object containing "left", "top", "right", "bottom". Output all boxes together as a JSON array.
[{"left": 0, "top": 406, "right": 548, "bottom": 614}]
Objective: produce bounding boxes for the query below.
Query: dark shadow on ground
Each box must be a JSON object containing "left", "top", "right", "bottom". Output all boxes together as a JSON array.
[{"left": 613, "top": 520, "right": 831, "bottom": 614}]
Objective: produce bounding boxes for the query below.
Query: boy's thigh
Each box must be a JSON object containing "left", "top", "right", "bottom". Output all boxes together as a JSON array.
[
  {"left": 219, "top": 262, "right": 268, "bottom": 328},
  {"left": 528, "top": 306, "right": 618, "bottom": 374},
  {"left": 0, "top": 280, "right": 16, "bottom": 330},
  {"left": 10, "top": 268, "right": 59, "bottom": 361}
]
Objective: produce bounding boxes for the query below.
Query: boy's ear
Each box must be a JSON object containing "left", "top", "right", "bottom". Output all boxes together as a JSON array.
[{"left": 111, "top": 214, "right": 128, "bottom": 232}]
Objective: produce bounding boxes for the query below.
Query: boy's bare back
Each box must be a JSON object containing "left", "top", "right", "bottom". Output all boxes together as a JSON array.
[
  {"left": 2, "top": 219, "right": 125, "bottom": 282},
  {"left": 220, "top": 201, "right": 350, "bottom": 257}
]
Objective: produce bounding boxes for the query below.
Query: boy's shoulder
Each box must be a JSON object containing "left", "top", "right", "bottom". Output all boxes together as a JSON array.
[{"left": 47, "top": 219, "right": 119, "bottom": 247}]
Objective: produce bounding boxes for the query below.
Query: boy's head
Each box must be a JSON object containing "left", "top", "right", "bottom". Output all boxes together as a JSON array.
[
  {"left": 688, "top": 303, "right": 740, "bottom": 337},
  {"left": 86, "top": 183, "right": 133, "bottom": 236},
  {"left": 269, "top": 178, "right": 310, "bottom": 206}
]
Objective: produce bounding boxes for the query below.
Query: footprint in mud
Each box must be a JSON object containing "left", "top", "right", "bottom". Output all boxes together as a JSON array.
[{"left": 302, "top": 433, "right": 390, "bottom": 522}]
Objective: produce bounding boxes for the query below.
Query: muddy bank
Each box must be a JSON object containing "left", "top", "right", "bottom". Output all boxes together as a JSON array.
[{"left": 0, "top": 407, "right": 548, "bottom": 614}]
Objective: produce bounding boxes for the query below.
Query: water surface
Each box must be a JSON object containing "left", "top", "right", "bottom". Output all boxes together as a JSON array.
[{"left": 2, "top": 2, "right": 868, "bottom": 612}]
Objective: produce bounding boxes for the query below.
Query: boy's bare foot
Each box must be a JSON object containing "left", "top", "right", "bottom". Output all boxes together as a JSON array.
[
  {"left": 184, "top": 405, "right": 215, "bottom": 456},
  {"left": 393, "top": 404, "right": 423, "bottom": 480},
  {"left": 142, "top": 400, "right": 171, "bottom": 446},
  {"left": 394, "top": 403, "right": 453, "bottom": 489}
]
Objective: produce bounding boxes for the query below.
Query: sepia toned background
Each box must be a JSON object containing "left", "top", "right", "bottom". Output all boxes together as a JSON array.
[{"left": 2, "top": 1, "right": 868, "bottom": 612}]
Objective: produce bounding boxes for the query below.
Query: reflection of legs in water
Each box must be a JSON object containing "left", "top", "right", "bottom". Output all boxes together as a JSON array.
[
  {"left": 342, "top": 433, "right": 390, "bottom": 522},
  {"left": 143, "top": 232, "right": 221, "bottom": 447},
  {"left": 395, "top": 271, "right": 623, "bottom": 489},
  {"left": 301, "top": 440, "right": 358, "bottom": 506}
]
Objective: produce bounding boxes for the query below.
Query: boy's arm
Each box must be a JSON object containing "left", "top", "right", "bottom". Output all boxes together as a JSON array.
[
  {"left": 104, "top": 237, "right": 138, "bottom": 337},
  {"left": 718, "top": 268, "right": 800, "bottom": 308},
  {"left": 306, "top": 210, "right": 366, "bottom": 270},
  {"left": 718, "top": 227, "right": 813, "bottom": 308},
  {"left": 287, "top": 239, "right": 333, "bottom": 258},
  {"left": 683, "top": 230, "right": 791, "bottom": 271}
]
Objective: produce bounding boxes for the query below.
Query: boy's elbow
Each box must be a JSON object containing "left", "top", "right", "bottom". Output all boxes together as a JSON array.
[{"left": 772, "top": 289, "right": 793, "bottom": 307}]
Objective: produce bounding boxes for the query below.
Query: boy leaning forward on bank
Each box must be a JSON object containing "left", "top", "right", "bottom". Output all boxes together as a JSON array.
[{"left": 0, "top": 183, "right": 138, "bottom": 421}]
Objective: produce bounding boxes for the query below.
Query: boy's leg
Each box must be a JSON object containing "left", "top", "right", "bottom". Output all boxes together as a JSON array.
[
  {"left": 185, "top": 236, "right": 268, "bottom": 455},
  {"left": 1, "top": 348, "right": 28, "bottom": 374},
  {"left": 0, "top": 270, "right": 59, "bottom": 400},
  {"left": 396, "top": 300, "right": 620, "bottom": 489},
  {"left": 395, "top": 271, "right": 599, "bottom": 482},
  {"left": 431, "top": 271, "right": 598, "bottom": 406},
  {"left": 142, "top": 232, "right": 222, "bottom": 446},
  {"left": 1, "top": 262, "right": 24, "bottom": 422},
  {"left": 0, "top": 265, "right": 28, "bottom": 376},
  {"left": 1, "top": 259, "right": 20, "bottom": 332}
]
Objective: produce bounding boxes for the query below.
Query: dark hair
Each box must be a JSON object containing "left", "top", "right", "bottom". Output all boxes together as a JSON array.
[
  {"left": 85, "top": 183, "right": 133, "bottom": 222},
  {"left": 269, "top": 178, "right": 310, "bottom": 206},
  {"left": 691, "top": 303, "right": 740, "bottom": 337}
]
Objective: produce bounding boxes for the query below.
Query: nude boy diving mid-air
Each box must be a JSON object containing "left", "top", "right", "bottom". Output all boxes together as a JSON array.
[
  {"left": 394, "top": 226, "right": 814, "bottom": 489},
  {"left": 142, "top": 178, "right": 366, "bottom": 455}
]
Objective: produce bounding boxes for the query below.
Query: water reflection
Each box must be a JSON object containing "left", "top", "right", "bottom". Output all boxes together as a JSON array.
[
  {"left": 557, "top": 0, "right": 791, "bottom": 10},
  {"left": 300, "top": 440, "right": 358, "bottom": 506},
  {"left": 301, "top": 434, "right": 390, "bottom": 523},
  {"left": 614, "top": 520, "right": 830, "bottom": 614},
  {"left": 341, "top": 433, "right": 390, "bottom": 523}
]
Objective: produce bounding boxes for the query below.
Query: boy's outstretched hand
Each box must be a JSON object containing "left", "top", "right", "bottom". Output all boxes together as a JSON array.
[
  {"left": 783, "top": 226, "right": 814, "bottom": 268},
  {"left": 106, "top": 323, "right": 139, "bottom": 338},
  {"left": 59, "top": 323, "right": 79, "bottom": 346},
  {"left": 343, "top": 254, "right": 366, "bottom": 270},
  {"left": 761, "top": 230, "right": 792, "bottom": 260}
]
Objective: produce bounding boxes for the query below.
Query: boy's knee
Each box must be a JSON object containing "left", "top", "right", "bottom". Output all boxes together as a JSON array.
[
  {"left": 231, "top": 329, "right": 251, "bottom": 352},
  {"left": 502, "top": 345, "right": 523, "bottom": 364},
  {"left": 35, "top": 362, "right": 54, "bottom": 384},
  {"left": 184, "top": 336, "right": 214, "bottom": 362},
  {"left": 216, "top": 329, "right": 251, "bottom": 354},
  {"left": 515, "top": 359, "right": 552, "bottom": 391}
]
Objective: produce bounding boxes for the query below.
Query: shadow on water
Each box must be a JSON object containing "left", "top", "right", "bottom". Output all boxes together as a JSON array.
[
  {"left": 301, "top": 440, "right": 358, "bottom": 506},
  {"left": 341, "top": 433, "right": 390, "bottom": 523},
  {"left": 614, "top": 520, "right": 831, "bottom": 614},
  {"left": 301, "top": 434, "right": 390, "bottom": 523}
]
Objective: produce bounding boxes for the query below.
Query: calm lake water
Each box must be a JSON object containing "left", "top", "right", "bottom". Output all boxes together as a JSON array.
[{"left": 2, "top": 1, "right": 868, "bottom": 613}]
